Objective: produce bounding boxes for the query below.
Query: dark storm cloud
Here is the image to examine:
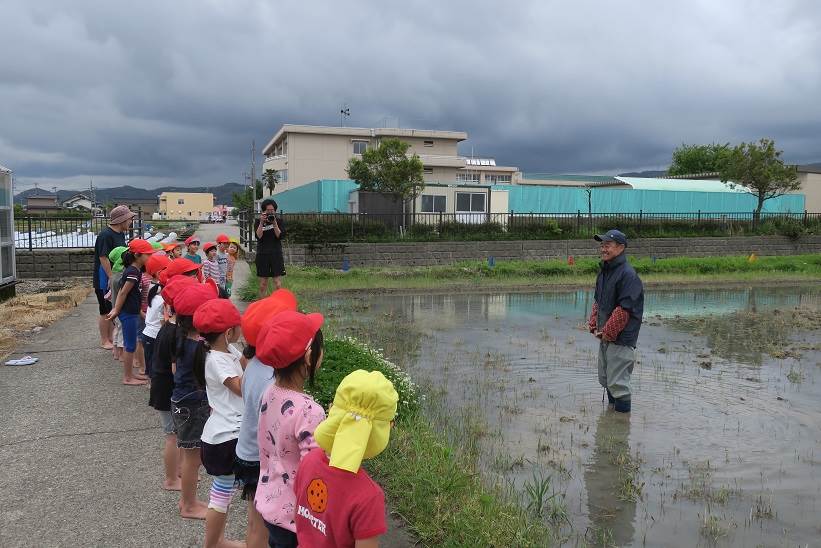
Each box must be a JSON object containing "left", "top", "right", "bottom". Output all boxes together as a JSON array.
[{"left": 2, "top": 0, "right": 821, "bottom": 190}]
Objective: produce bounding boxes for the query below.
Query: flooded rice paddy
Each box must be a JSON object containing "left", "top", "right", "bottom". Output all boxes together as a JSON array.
[{"left": 322, "top": 285, "right": 821, "bottom": 547}]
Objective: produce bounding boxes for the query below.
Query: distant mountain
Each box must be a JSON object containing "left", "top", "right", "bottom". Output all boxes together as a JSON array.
[
  {"left": 618, "top": 170, "right": 668, "bottom": 178},
  {"left": 14, "top": 183, "right": 248, "bottom": 206}
]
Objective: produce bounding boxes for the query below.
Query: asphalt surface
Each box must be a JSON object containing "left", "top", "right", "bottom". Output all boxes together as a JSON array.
[{"left": 0, "top": 221, "right": 414, "bottom": 547}]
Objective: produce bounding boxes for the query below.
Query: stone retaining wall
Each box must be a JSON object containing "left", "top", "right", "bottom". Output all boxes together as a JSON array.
[
  {"left": 16, "top": 249, "right": 96, "bottom": 279},
  {"left": 285, "top": 235, "right": 821, "bottom": 268},
  {"left": 15, "top": 235, "right": 821, "bottom": 278}
]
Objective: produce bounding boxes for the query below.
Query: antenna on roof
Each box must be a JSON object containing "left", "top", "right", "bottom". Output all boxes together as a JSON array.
[{"left": 339, "top": 104, "right": 350, "bottom": 127}]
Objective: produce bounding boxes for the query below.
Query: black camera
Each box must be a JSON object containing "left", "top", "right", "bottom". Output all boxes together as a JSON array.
[{"left": 265, "top": 213, "right": 276, "bottom": 224}]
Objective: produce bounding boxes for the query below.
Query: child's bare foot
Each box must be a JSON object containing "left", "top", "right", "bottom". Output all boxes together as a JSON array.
[
  {"left": 133, "top": 372, "right": 149, "bottom": 380},
  {"left": 179, "top": 500, "right": 208, "bottom": 520},
  {"left": 122, "top": 378, "right": 148, "bottom": 386},
  {"left": 162, "top": 478, "right": 182, "bottom": 491},
  {"left": 101, "top": 341, "right": 114, "bottom": 350}
]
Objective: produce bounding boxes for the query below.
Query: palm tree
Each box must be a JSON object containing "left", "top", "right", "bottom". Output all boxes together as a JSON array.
[{"left": 262, "top": 169, "right": 279, "bottom": 196}]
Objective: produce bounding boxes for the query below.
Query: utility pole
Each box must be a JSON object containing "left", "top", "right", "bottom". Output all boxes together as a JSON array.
[{"left": 90, "top": 177, "right": 96, "bottom": 208}]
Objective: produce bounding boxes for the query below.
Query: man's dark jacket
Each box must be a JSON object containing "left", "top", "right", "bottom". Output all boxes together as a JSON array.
[{"left": 594, "top": 253, "right": 644, "bottom": 347}]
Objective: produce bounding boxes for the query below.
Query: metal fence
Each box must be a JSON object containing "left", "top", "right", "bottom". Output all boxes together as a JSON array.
[
  {"left": 14, "top": 211, "right": 146, "bottom": 249},
  {"left": 236, "top": 209, "right": 821, "bottom": 246}
]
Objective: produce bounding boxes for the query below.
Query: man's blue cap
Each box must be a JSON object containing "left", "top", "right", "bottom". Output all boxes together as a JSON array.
[{"left": 594, "top": 229, "right": 627, "bottom": 246}]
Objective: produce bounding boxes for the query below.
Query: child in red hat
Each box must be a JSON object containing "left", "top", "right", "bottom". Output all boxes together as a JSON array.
[
  {"left": 107, "top": 239, "right": 154, "bottom": 386},
  {"left": 235, "top": 289, "right": 299, "bottom": 548},
  {"left": 202, "top": 242, "right": 220, "bottom": 286},
  {"left": 255, "top": 310, "right": 326, "bottom": 547},
  {"left": 216, "top": 233, "right": 230, "bottom": 289},
  {"left": 167, "top": 282, "right": 219, "bottom": 519},
  {"left": 193, "top": 298, "right": 245, "bottom": 548},
  {"left": 145, "top": 257, "right": 185, "bottom": 492},
  {"left": 184, "top": 235, "right": 203, "bottom": 264}
]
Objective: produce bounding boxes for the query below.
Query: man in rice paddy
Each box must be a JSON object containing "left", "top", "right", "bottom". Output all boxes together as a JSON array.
[{"left": 588, "top": 229, "right": 644, "bottom": 413}]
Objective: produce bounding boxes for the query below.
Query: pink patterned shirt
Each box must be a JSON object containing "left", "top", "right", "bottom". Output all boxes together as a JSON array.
[{"left": 255, "top": 385, "right": 325, "bottom": 532}]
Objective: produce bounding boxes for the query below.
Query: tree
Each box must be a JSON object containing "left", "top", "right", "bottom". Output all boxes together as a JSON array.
[
  {"left": 232, "top": 179, "right": 263, "bottom": 212},
  {"left": 262, "top": 169, "right": 279, "bottom": 196},
  {"left": 667, "top": 143, "right": 731, "bottom": 176},
  {"left": 719, "top": 138, "right": 800, "bottom": 217},
  {"left": 346, "top": 138, "right": 425, "bottom": 201}
]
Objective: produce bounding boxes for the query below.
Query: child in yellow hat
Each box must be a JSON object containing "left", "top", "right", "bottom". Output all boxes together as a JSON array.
[{"left": 294, "top": 369, "right": 398, "bottom": 548}]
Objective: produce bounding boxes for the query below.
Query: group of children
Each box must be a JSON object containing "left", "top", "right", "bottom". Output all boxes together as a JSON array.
[
  {"left": 103, "top": 236, "right": 398, "bottom": 548},
  {"left": 103, "top": 233, "right": 240, "bottom": 385}
]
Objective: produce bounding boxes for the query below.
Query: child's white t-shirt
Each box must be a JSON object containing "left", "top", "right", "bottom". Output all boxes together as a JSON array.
[
  {"left": 201, "top": 344, "right": 244, "bottom": 445},
  {"left": 142, "top": 292, "right": 164, "bottom": 339}
]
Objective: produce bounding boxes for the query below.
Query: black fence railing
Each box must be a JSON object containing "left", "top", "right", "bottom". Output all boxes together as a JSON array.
[
  {"left": 14, "top": 210, "right": 146, "bottom": 249},
  {"left": 236, "top": 209, "right": 821, "bottom": 245}
]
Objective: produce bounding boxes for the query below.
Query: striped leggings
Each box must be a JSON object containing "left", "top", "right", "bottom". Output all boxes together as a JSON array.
[{"left": 209, "top": 474, "right": 237, "bottom": 513}]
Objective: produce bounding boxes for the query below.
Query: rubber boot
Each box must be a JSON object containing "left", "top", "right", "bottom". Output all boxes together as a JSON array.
[
  {"left": 614, "top": 397, "right": 631, "bottom": 413},
  {"left": 606, "top": 389, "right": 615, "bottom": 405}
]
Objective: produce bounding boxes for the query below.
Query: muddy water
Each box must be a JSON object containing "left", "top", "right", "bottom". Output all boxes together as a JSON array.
[{"left": 322, "top": 286, "right": 821, "bottom": 547}]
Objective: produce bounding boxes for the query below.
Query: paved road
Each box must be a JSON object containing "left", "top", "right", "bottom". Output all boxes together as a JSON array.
[{"left": 0, "top": 221, "right": 414, "bottom": 547}]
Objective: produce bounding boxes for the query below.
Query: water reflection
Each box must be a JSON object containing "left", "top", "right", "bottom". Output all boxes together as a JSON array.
[
  {"left": 368, "top": 286, "right": 819, "bottom": 326},
  {"left": 584, "top": 411, "right": 636, "bottom": 546}
]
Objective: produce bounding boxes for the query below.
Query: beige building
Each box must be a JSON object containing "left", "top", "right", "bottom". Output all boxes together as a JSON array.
[
  {"left": 797, "top": 165, "right": 821, "bottom": 211},
  {"left": 158, "top": 192, "right": 214, "bottom": 221},
  {"left": 261, "top": 124, "right": 522, "bottom": 194}
]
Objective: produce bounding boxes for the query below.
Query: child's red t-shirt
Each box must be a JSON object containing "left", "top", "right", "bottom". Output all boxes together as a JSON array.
[{"left": 294, "top": 448, "right": 387, "bottom": 547}]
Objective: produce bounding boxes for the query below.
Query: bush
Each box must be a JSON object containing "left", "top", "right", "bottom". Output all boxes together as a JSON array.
[
  {"left": 507, "top": 217, "right": 563, "bottom": 239},
  {"left": 286, "top": 218, "right": 391, "bottom": 243}
]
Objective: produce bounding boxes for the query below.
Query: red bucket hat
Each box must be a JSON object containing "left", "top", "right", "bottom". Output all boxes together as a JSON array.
[
  {"left": 146, "top": 254, "right": 171, "bottom": 276},
  {"left": 161, "top": 275, "right": 198, "bottom": 305},
  {"left": 184, "top": 235, "right": 201, "bottom": 246},
  {"left": 216, "top": 233, "right": 230, "bottom": 244},
  {"left": 165, "top": 258, "right": 200, "bottom": 278},
  {"left": 241, "top": 289, "right": 298, "bottom": 346},
  {"left": 128, "top": 238, "right": 154, "bottom": 255},
  {"left": 256, "top": 311, "right": 324, "bottom": 369},
  {"left": 173, "top": 283, "right": 219, "bottom": 316},
  {"left": 194, "top": 299, "right": 242, "bottom": 334},
  {"left": 203, "top": 241, "right": 217, "bottom": 253}
]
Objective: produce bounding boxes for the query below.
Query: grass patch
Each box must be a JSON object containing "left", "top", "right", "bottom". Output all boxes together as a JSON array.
[
  {"left": 240, "top": 254, "right": 821, "bottom": 299},
  {"left": 308, "top": 335, "right": 554, "bottom": 546}
]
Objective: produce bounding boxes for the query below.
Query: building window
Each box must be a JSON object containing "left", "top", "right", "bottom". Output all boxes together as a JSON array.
[
  {"left": 423, "top": 167, "right": 433, "bottom": 175},
  {"left": 423, "top": 140, "right": 434, "bottom": 147},
  {"left": 352, "top": 140, "right": 368, "bottom": 155},
  {"left": 456, "top": 171, "right": 481, "bottom": 183},
  {"left": 486, "top": 174, "right": 512, "bottom": 184},
  {"left": 177, "top": 198, "right": 185, "bottom": 205},
  {"left": 420, "top": 195, "right": 446, "bottom": 213},
  {"left": 456, "top": 192, "right": 486, "bottom": 212},
  {"left": 278, "top": 169, "right": 288, "bottom": 183}
]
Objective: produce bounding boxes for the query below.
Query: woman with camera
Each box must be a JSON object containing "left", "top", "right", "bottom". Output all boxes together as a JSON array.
[{"left": 255, "top": 199, "right": 286, "bottom": 298}]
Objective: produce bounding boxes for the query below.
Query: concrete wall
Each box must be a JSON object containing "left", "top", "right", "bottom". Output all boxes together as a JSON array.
[
  {"left": 16, "top": 235, "right": 821, "bottom": 278},
  {"left": 283, "top": 235, "right": 821, "bottom": 268},
  {"left": 16, "top": 248, "right": 96, "bottom": 279}
]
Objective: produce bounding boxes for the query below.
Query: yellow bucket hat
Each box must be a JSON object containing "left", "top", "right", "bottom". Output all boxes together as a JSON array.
[{"left": 314, "top": 370, "right": 398, "bottom": 473}]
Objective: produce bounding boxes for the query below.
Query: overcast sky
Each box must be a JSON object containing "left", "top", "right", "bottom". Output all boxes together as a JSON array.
[{"left": 2, "top": 0, "right": 821, "bottom": 191}]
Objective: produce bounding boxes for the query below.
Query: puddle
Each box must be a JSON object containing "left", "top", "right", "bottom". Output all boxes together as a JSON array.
[{"left": 321, "top": 285, "right": 821, "bottom": 546}]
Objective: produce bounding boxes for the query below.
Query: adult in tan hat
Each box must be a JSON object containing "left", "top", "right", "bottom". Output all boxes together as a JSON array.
[{"left": 94, "top": 205, "right": 136, "bottom": 349}]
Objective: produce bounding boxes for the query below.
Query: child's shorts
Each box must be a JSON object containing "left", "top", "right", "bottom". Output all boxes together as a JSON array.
[
  {"left": 158, "top": 410, "right": 176, "bottom": 435},
  {"left": 118, "top": 313, "right": 139, "bottom": 353},
  {"left": 201, "top": 438, "right": 238, "bottom": 476},
  {"left": 233, "top": 456, "right": 260, "bottom": 500},
  {"left": 171, "top": 399, "right": 210, "bottom": 449},
  {"left": 113, "top": 318, "right": 123, "bottom": 348}
]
